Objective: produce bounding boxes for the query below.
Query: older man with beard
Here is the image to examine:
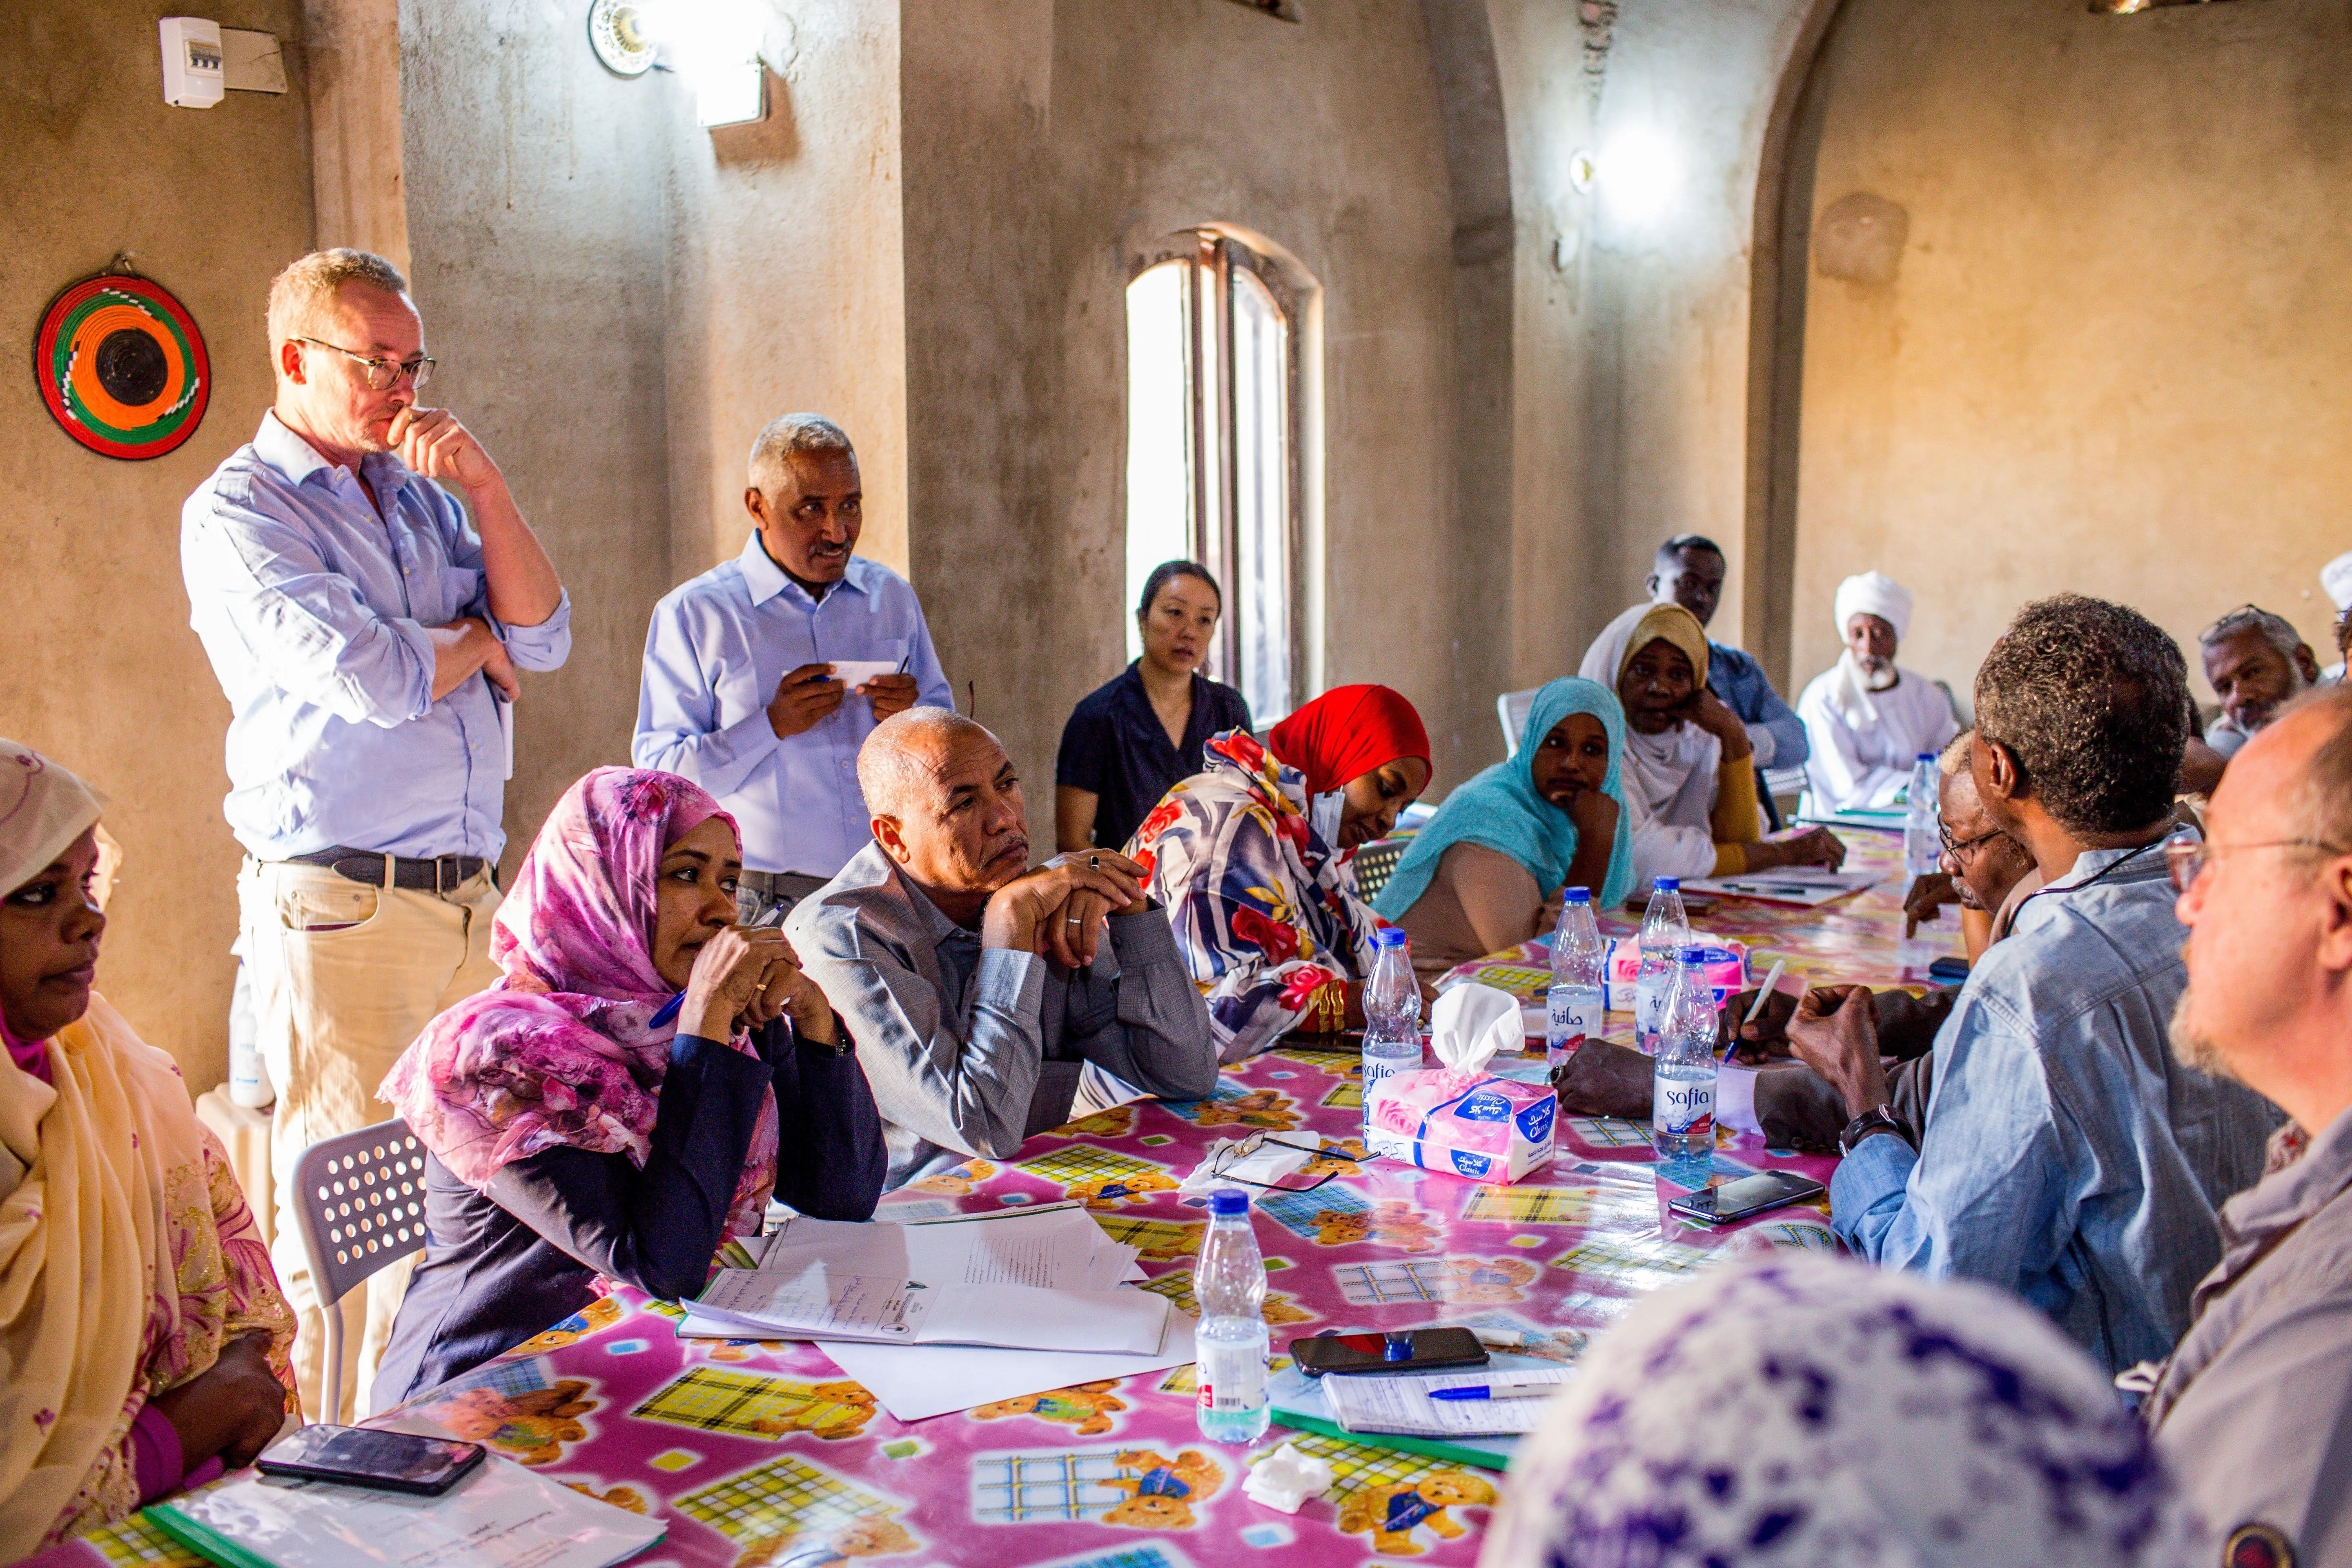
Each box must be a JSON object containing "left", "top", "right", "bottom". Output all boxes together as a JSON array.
[
  {"left": 787, "top": 708, "right": 1217, "bottom": 1188},
  {"left": 2143, "top": 683, "right": 2352, "bottom": 1568}
]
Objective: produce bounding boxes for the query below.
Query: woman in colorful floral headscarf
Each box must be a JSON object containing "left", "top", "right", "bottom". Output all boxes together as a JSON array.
[
  {"left": 375, "top": 767, "right": 884, "bottom": 1403},
  {"left": 1479, "top": 1254, "right": 2200, "bottom": 1568},
  {"left": 0, "top": 741, "right": 295, "bottom": 1559},
  {"left": 1130, "top": 685, "right": 1431, "bottom": 1062}
]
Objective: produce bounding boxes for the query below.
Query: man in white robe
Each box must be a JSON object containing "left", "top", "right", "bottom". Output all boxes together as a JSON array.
[{"left": 1797, "top": 572, "right": 1958, "bottom": 812}]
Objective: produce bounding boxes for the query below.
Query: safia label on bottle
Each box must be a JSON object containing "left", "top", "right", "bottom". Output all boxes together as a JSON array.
[{"left": 1654, "top": 1077, "right": 1715, "bottom": 1140}]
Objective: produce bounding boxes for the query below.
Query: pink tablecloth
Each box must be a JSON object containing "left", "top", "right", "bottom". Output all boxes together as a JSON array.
[{"left": 57, "top": 832, "right": 1936, "bottom": 1568}]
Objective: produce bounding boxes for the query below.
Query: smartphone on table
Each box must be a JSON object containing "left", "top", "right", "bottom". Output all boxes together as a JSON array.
[
  {"left": 1291, "top": 1327, "right": 1490, "bottom": 1378},
  {"left": 1667, "top": 1169, "right": 1827, "bottom": 1226},
  {"left": 254, "top": 1425, "right": 486, "bottom": 1496}
]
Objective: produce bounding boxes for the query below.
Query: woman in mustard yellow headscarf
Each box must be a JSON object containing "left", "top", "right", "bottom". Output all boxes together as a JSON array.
[
  {"left": 0, "top": 742, "right": 294, "bottom": 1557},
  {"left": 1613, "top": 605, "right": 1846, "bottom": 886}
]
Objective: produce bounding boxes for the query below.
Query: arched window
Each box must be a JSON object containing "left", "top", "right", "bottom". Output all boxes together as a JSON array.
[{"left": 1126, "top": 231, "right": 1307, "bottom": 722}]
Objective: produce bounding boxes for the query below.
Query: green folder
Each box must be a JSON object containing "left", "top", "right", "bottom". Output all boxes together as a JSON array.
[{"left": 145, "top": 1503, "right": 279, "bottom": 1568}]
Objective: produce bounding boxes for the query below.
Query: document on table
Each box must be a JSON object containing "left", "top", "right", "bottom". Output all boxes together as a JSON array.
[
  {"left": 684, "top": 1264, "right": 1169, "bottom": 1354},
  {"left": 818, "top": 1313, "right": 1199, "bottom": 1423},
  {"left": 739, "top": 1207, "right": 1140, "bottom": 1291},
  {"left": 1678, "top": 866, "right": 1884, "bottom": 906},
  {"left": 1322, "top": 1367, "right": 1575, "bottom": 1438},
  {"left": 148, "top": 1454, "right": 665, "bottom": 1568}
]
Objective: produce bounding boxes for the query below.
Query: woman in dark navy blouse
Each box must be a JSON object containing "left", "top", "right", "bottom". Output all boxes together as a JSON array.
[
  {"left": 374, "top": 768, "right": 883, "bottom": 1405},
  {"left": 1056, "top": 561, "right": 1254, "bottom": 853}
]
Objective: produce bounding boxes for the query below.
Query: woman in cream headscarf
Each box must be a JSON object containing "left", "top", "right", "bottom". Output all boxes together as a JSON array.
[
  {"left": 1614, "top": 605, "right": 1846, "bottom": 888},
  {"left": 0, "top": 742, "right": 294, "bottom": 1557},
  {"left": 1798, "top": 570, "right": 1959, "bottom": 811}
]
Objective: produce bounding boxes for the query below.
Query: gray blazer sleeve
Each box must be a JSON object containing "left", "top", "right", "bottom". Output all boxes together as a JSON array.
[
  {"left": 797, "top": 929, "right": 1049, "bottom": 1164},
  {"left": 1059, "top": 908, "right": 1220, "bottom": 1101}
]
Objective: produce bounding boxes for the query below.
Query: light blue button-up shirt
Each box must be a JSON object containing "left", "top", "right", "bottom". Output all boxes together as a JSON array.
[
  {"left": 1831, "top": 839, "right": 2282, "bottom": 1374},
  {"left": 180, "top": 413, "right": 572, "bottom": 861},
  {"left": 632, "top": 535, "right": 952, "bottom": 876}
]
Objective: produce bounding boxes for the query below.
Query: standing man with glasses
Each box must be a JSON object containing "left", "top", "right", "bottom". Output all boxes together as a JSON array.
[{"left": 181, "top": 249, "right": 570, "bottom": 1419}]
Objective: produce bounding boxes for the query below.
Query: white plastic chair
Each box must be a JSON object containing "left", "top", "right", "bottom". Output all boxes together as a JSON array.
[
  {"left": 1497, "top": 688, "right": 1539, "bottom": 757},
  {"left": 290, "top": 1118, "right": 429, "bottom": 1422}
]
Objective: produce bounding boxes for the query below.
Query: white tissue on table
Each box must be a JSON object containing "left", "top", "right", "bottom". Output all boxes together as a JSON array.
[
  {"left": 1244, "top": 1440, "right": 1337, "bottom": 1512},
  {"left": 1428, "top": 982, "right": 1523, "bottom": 1078},
  {"left": 1177, "top": 1137, "right": 1309, "bottom": 1194}
]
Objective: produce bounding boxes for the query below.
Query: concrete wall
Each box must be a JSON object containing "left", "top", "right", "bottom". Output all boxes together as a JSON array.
[
  {"left": 0, "top": 0, "right": 314, "bottom": 1089},
  {"left": 1790, "top": 0, "right": 2352, "bottom": 702},
  {"left": 399, "top": 0, "right": 682, "bottom": 880},
  {"left": 896, "top": 0, "right": 1470, "bottom": 850}
]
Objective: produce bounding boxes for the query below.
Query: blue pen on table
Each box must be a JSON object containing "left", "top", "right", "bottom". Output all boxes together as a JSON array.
[{"left": 1429, "top": 1374, "right": 1559, "bottom": 1402}]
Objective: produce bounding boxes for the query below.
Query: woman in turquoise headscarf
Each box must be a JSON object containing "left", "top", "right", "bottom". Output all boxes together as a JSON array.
[{"left": 1374, "top": 678, "right": 1634, "bottom": 982}]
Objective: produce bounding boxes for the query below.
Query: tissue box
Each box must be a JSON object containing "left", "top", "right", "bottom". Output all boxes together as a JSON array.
[
  {"left": 1601, "top": 937, "right": 1749, "bottom": 1012},
  {"left": 1364, "top": 1069, "right": 1556, "bottom": 1184}
]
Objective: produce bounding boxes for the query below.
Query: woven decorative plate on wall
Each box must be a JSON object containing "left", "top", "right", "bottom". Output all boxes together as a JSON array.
[{"left": 34, "top": 271, "right": 210, "bottom": 460}]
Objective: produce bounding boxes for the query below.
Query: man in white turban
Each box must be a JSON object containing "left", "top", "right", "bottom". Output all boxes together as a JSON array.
[
  {"left": 2321, "top": 548, "right": 2352, "bottom": 684},
  {"left": 1797, "top": 571, "right": 1958, "bottom": 811}
]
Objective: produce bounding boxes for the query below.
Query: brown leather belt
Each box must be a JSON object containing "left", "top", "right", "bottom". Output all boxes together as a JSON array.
[{"left": 283, "top": 848, "right": 492, "bottom": 892}]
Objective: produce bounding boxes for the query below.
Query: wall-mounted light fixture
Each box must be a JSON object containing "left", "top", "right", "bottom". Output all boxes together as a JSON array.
[
  {"left": 589, "top": 0, "right": 791, "bottom": 129},
  {"left": 2089, "top": 0, "right": 2242, "bottom": 13}
]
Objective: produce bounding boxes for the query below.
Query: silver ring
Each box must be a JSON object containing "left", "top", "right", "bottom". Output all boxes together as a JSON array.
[
  {"left": 1067, "top": 913, "right": 1083, "bottom": 926},
  {"left": 1088, "top": 853, "right": 1100, "bottom": 870}
]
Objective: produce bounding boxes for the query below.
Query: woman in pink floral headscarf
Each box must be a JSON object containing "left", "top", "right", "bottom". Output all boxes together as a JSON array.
[{"left": 374, "top": 768, "right": 884, "bottom": 1403}]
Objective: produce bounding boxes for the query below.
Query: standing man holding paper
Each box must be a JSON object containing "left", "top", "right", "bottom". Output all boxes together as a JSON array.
[{"left": 635, "top": 414, "right": 953, "bottom": 922}]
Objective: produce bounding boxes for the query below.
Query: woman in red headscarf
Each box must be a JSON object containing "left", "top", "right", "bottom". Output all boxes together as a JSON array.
[{"left": 1126, "top": 686, "right": 1432, "bottom": 1062}]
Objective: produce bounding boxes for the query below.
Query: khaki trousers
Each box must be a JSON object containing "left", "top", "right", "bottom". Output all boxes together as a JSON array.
[{"left": 239, "top": 858, "right": 501, "bottom": 1420}]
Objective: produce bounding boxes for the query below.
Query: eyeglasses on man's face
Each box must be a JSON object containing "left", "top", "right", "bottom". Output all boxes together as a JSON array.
[
  {"left": 1938, "top": 820, "right": 2002, "bottom": 862},
  {"left": 2165, "top": 831, "right": 2348, "bottom": 894},
  {"left": 295, "top": 336, "right": 435, "bottom": 392}
]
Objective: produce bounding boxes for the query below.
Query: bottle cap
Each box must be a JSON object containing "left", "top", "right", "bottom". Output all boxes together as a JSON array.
[
  {"left": 1917, "top": 753, "right": 1936, "bottom": 763},
  {"left": 1374, "top": 927, "right": 1408, "bottom": 949},
  {"left": 1208, "top": 1189, "right": 1250, "bottom": 1216},
  {"left": 1653, "top": 877, "right": 1679, "bottom": 892},
  {"left": 1563, "top": 886, "right": 1591, "bottom": 904}
]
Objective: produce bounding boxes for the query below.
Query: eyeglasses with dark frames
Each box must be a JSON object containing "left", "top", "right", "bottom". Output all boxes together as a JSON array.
[
  {"left": 294, "top": 336, "right": 435, "bottom": 392},
  {"left": 1938, "top": 820, "right": 2002, "bottom": 861},
  {"left": 1192, "top": 1131, "right": 1354, "bottom": 1194}
]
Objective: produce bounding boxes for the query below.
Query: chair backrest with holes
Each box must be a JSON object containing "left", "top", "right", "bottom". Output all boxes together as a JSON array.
[
  {"left": 291, "top": 1118, "right": 430, "bottom": 1312},
  {"left": 1497, "top": 688, "right": 1538, "bottom": 758}
]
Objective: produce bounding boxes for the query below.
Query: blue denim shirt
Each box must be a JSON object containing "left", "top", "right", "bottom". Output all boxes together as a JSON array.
[
  {"left": 633, "top": 537, "right": 952, "bottom": 878},
  {"left": 1832, "top": 839, "right": 2281, "bottom": 1373},
  {"left": 1708, "top": 641, "right": 1809, "bottom": 771},
  {"left": 180, "top": 414, "right": 573, "bottom": 860}
]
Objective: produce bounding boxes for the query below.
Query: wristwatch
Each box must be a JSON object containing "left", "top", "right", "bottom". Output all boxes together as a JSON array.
[{"left": 1838, "top": 1104, "right": 1912, "bottom": 1158}]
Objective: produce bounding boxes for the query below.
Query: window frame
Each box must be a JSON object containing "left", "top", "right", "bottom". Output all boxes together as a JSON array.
[{"left": 1128, "top": 229, "right": 1309, "bottom": 721}]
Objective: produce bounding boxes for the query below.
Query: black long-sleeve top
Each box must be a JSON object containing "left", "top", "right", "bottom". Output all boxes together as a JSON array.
[{"left": 374, "top": 1019, "right": 886, "bottom": 1406}]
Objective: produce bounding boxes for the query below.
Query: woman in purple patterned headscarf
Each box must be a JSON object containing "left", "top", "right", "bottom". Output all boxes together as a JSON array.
[
  {"left": 1479, "top": 1254, "right": 2201, "bottom": 1568},
  {"left": 373, "top": 767, "right": 884, "bottom": 1405}
]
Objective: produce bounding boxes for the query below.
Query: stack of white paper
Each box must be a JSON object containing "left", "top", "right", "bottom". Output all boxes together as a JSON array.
[
  {"left": 679, "top": 1206, "right": 1160, "bottom": 1351},
  {"left": 1322, "top": 1368, "right": 1574, "bottom": 1438}
]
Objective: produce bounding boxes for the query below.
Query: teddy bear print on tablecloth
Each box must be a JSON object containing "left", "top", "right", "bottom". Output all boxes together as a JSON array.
[
  {"left": 970, "top": 1379, "right": 1129, "bottom": 1437},
  {"left": 970, "top": 1446, "right": 1226, "bottom": 1532},
  {"left": 1017, "top": 1145, "right": 1180, "bottom": 1209},
  {"left": 909, "top": 1159, "right": 996, "bottom": 1196},
  {"left": 508, "top": 1294, "right": 625, "bottom": 1354},
  {"left": 677, "top": 1453, "right": 919, "bottom": 1568},
  {"left": 633, "top": 1365, "right": 881, "bottom": 1443},
  {"left": 1338, "top": 1470, "right": 1499, "bottom": 1557},
  {"left": 412, "top": 1375, "right": 600, "bottom": 1467}
]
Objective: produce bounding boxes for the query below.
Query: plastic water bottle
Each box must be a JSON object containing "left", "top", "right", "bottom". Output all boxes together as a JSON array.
[
  {"left": 1904, "top": 752, "right": 1941, "bottom": 878},
  {"left": 1652, "top": 945, "right": 1720, "bottom": 1184},
  {"left": 1194, "top": 1188, "right": 1271, "bottom": 1443},
  {"left": 1361, "top": 927, "right": 1422, "bottom": 1132},
  {"left": 1633, "top": 878, "right": 1691, "bottom": 1055},
  {"left": 1546, "top": 889, "right": 1606, "bottom": 1072},
  {"left": 227, "top": 958, "right": 274, "bottom": 1109}
]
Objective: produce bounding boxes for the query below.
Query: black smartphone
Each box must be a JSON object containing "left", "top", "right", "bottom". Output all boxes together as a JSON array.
[
  {"left": 254, "top": 1425, "right": 486, "bottom": 1496},
  {"left": 1927, "top": 955, "right": 1971, "bottom": 984},
  {"left": 1668, "top": 1169, "right": 1828, "bottom": 1226},
  {"left": 1291, "top": 1327, "right": 1490, "bottom": 1378}
]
